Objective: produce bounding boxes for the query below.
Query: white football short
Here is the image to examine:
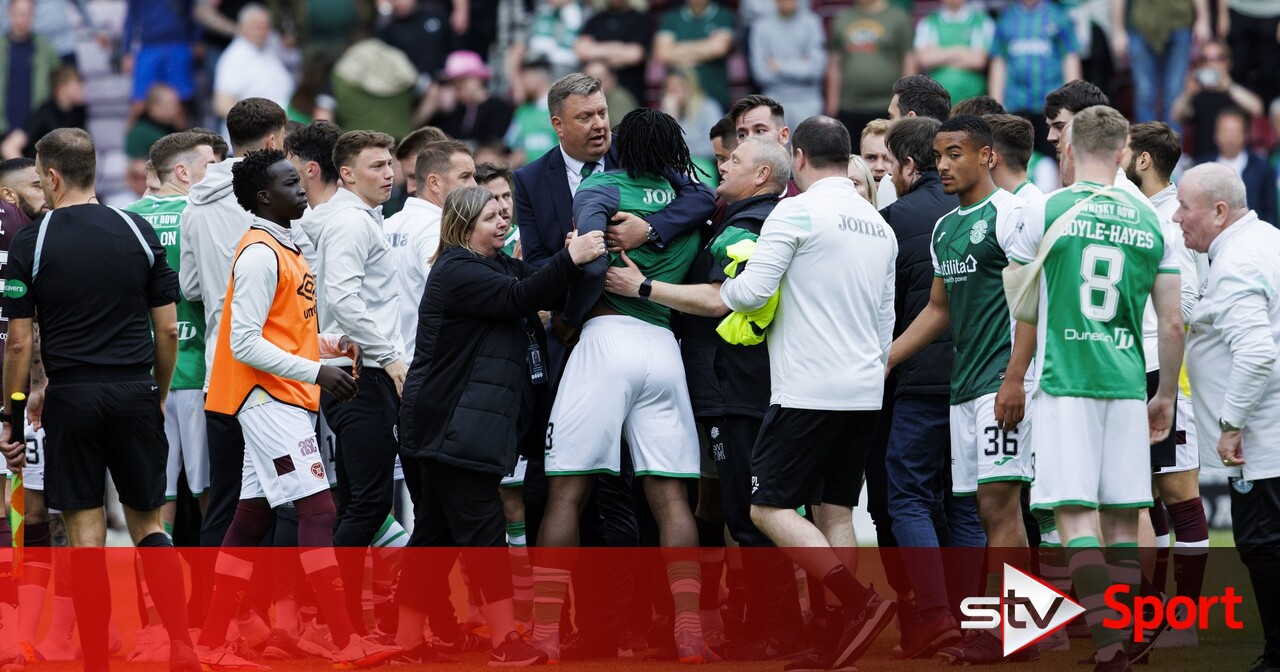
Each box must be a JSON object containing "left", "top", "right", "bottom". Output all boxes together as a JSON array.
[
  {"left": 1030, "top": 393, "right": 1152, "bottom": 510},
  {"left": 1156, "top": 397, "right": 1199, "bottom": 474},
  {"left": 500, "top": 455, "right": 528, "bottom": 488},
  {"left": 239, "top": 401, "right": 330, "bottom": 507},
  {"left": 21, "top": 420, "right": 43, "bottom": 491},
  {"left": 950, "top": 392, "right": 1035, "bottom": 496},
  {"left": 545, "top": 315, "right": 699, "bottom": 478},
  {"left": 165, "top": 389, "right": 209, "bottom": 498}
]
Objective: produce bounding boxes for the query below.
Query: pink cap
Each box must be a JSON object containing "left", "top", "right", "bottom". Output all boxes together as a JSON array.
[{"left": 443, "top": 51, "right": 492, "bottom": 81}]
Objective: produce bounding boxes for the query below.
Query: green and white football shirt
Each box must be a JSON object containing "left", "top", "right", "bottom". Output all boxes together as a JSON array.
[
  {"left": 125, "top": 194, "right": 207, "bottom": 390},
  {"left": 931, "top": 187, "right": 1025, "bottom": 404},
  {"left": 1008, "top": 182, "right": 1178, "bottom": 399}
]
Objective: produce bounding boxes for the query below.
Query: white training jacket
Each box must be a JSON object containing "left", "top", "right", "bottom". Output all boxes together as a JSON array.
[
  {"left": 299, "top": 188, "right": 404, "bottom": 370},
  {"left": 180, "top": 157, "right": 252, "bottom": 388},
  {"left": 382, "top": 196, "right": 441, "bottom": 364},
  {"left": 721, "top": 176, "right": 898, "bottom": 411},
  {"left": 1186, "top": 211, "right": 1280, "bottom": 481}
]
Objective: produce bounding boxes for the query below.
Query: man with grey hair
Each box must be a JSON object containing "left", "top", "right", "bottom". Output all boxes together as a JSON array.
[
  {"left": 1178, "top": 162, "right": 1280, "bottom": 672},
  {"left": 211, "top": 4, "right": 294, "bottom": 118}
]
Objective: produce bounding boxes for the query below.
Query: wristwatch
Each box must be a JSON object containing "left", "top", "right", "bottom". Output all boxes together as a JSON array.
[
  {"left": 1219, "top": 417, "right": 1242, "bottom": 433},
  {"left": 638, "top": 278, "right": 653, "bottom": 301},
  {"left": 645, "top": 225, "right": 661, "bottom": 244}
]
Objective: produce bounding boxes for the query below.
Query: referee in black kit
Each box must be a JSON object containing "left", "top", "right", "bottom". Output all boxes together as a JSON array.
[{"left": 0, "top": 129, "right": 198, "bottom": 672}]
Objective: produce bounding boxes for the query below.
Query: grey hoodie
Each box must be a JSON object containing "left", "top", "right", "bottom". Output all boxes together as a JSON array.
[
  {"left": 180, "top": 157, "right": 252, "bottom": 387},
  {"left": 300, "top": 188, "right": 404, "bottom": 369}
]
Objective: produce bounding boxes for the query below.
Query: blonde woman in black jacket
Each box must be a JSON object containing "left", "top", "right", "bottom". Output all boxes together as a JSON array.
[{"left": 394, "top": 186, "right": 604, "bottom": 666}]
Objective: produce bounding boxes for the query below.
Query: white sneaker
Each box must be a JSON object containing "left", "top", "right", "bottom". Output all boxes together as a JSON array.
[
  {"left": 1154, "top": 627, "right": 1198, "bottom": 648},
  {"left": 195, "top": 644, "right": 271, "bottom": 671},
  {"left": 329, "top": 635, "right": 400, "bottom": 670},
  {"left": 297, "top": 622, "right": 335, "bottom": 658},
  {"left": 236, "top": 613, "right": 272, "bottom": 650},
  {"left": 109, "top": 621, "right": 123, "bottom": 655},
  {"left": 127, "top": 624, "right": 171, "bottom": 662},
  {"left": 34, "top": 628, "right": 78, "bottom": 662}
]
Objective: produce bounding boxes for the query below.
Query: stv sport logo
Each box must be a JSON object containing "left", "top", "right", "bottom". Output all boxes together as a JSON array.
[{"left": 960, "top": 564, "right": 1085, "bottom": 657}]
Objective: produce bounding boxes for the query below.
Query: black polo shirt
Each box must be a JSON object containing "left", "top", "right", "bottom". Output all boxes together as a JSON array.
[{"left": 3, "top": 203, "right": 179, "bottom": 378}]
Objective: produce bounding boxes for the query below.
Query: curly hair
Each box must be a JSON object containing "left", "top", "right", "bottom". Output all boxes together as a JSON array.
[
  {"left": 614, "top": 108, "right": 701, "bottom": 180},
  {"left": 232, "top": 148, "right": 288, "bottom": 213}
]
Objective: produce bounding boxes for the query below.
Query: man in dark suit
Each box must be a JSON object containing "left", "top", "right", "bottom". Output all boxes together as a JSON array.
[
  {"left": 512, "top": 72, "right": 716, "bottom": 659},
  {"left": 1197, "top": 107, "right": 1278, "bottom": 226}
]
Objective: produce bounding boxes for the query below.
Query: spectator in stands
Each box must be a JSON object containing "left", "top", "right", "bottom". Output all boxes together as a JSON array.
[
  {"left": 506, "top": 58, "right": 560, "bottom": 165},
  {"left": 575, "top": 0, "right": 651, "bottom": 106},
  {"left": 826, "top": 0, "right": 913, "bottom": 143},
  {"left": 126, "top": 84, "right": 186, "bottom": 163},
  {"left": 989, "top": 0, "right": 1080, "bottom": 155},
  {"left": 659, "top": 68, "right": 723, "bottom": 177},
  {"left": 507, "top": 0, "right": 587, "bottom": 94},
  {"left": 748, "top": 0, "right": 825, "bottom": 130},
  {"left": 0, "top": 0, "right": 60, "bottom": 137},
  {"left": 1271, "top": 98, "right": 1280, "bottom": 211},
  {"left": 911, "top": 0, "right": 994, "bottom": 104},
  {"left": 1, "top": 65, "right": 85, "bottom": 160},
  {"left": 655, "top": 0, "right": 736, "bottom": 109},
  {"left": 378, "top": 0, "right": 451, "bottom": 83},
  {"left": 0, "top": 0, "right": 99, "bottom": 67},
  {"left": 124, "top": 0, "right": 197, "bottom": 111},
  {"left": 212, "top": 4, "right": 295, "bottom": 120},
  {"left": 424, "top": 51, "right": 513, "bottom": 147},
  {"left": 331, "top": 38, "right": 418, "bottom": 139},
  {"left": 583, "top": 60, "right": 639, "bottom": 121},
  {"left": 1172, "top": 39, "right": 1264, "bottom": 160},
  {"left": 1197, "top": 107, "right": 1277, "bottom": 225},
  {"left": 1220, "top": 0, "right": 1280, "bottom": 108},
  {"left": 1111, "top": 0, "right": 1208, "bottom": 133}
]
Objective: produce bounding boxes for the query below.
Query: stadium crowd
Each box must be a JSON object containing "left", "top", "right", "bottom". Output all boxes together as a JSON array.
[{"left": 0, "top": 0, "right": 1272, "bottom": 671}]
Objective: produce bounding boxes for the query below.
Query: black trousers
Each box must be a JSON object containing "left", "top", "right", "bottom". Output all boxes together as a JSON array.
[
  {"left": 200, "top": 410, "right": 245, "bottom": 547},
  {"left": 1232, "top": 475, "right": 1280, "bottom": 663},
  {"left": 322, "top": 367, "right": 400, "bottom": 547}
]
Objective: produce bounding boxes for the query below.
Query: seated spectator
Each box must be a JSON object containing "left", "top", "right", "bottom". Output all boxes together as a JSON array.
[
  {"left": 126, "top": 84, "right": 186, "bottom": 162},
  {"left": 659, "top": 68, "right": 723, "bottom": 182},
  {"left": 377, "top": 0, "right": 452, "bottom": 82},
  {"left": 1, "top": 65, "right": 85, "bottom": 159},
  {"left": 212, "top": 4, "right": 295, "bottom": 120},
  {"left": 507, "top": 0, "right": 587, "bottom": 97},
  {"left": 583, "top": 60, "right": 639, "bottom": 120},
  {"left": 575, "top": 0, "right": 650, "bottom": 105},
  {"left": 423, "top": 51, "right": 513, "bottom": 146},
  {"left": 1220, "top": 0, "right": 1280, "bottom": 108},
  {"left": 1172, "top": 39, "right": 1264, "bottom": 160},
  {"left": 826, "top": 0, "right": 912, "bottom": 142},
  {"left": 505, "top": 58, "right": 559, "bottom": 165},
  {"left": 125, "top": 0, "right": 197, "bottom": 109},
  {"left": 0, "top": 0, "right": 60, "bottom": 137},
  {"left": 989, "top": 0, "right": 1080, "bottom": 155},
  {"left": 912, "top": 0, "right": 994, "bottom": 104},
  {"left": 749, "top": 0, "right": 824, "bottom": 129},
  {"left": 288, "top": 55, "right": 336, "bottom": 124},
  {"left": 1197, "top": 106, "right": 1277, "bottom": 225},
  {"left": 655, "top": 0, "right": 736, "bottom": 109},
  {"left": 1111, "top": 0, "right": 1207, "bottom": 132},
  {"left": 332, "top": 38, "right": 418, "bottom": 139}
]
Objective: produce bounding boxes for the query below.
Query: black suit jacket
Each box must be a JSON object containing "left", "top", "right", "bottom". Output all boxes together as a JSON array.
[{"left": 513, "top": 140, "right": 716, "bottom": 267}]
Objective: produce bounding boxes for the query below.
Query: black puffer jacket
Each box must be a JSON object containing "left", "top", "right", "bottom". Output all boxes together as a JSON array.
[
  {"left": 402, "top": 246, "right": 580, "bottom": 475},
  {"left": 879, "top": 171, "right": 958, "bottom": 398}
]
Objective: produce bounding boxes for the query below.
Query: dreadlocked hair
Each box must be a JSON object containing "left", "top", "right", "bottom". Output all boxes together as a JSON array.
[
  {"left": 232, "top": 148, "right": 288, "bottom": 213},
  {"left": 614, "top": 108, "right": 704, "bottom": 181}
]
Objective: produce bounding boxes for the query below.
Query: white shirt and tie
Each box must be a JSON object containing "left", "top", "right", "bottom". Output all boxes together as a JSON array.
[{"left": 561, "top": 148, "right": 606, "bottom": 196}]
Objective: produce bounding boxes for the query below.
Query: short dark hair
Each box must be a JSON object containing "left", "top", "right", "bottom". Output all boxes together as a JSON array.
[
  {"left": 34, "top": 127, "right": 95, "bottom": 190},
  {"left": 50, "top": 65, "right": 82, "bottom": 92},
  {"left": 1128, "top": 122, "right": 1182, "bottom": 182},
  {"left": 792, "top": 116, "right": 851, "bottom": 170},
  {"left": 226, "top": 98, "right": 287, "bottom": 151},
  {"left": 1043, "top": 80, "right": 1110, "bottom": 121},
  {"left": 332, "top": 130, "right": 396, "bottom": 171},
  {"left": 892, "top": 75, "right": 951, "bottom": 122},
  {"left": 284, "top": 121, "right": 342, "bottom": 184},
  {"left": 414, "top": 139, "right": 472, "bottom": 192},
  {"left": 1215, "top": 105, "right": 1250, "bottom": 128},
  {"left": 885, "top": 117, "right": 941, "bottom": 173},
  {"left": 0, "top": 158, "right": 35, "bottom": 186},
  {"left": 937, "top": 114, "right": 993, "bottom": 151},
  {"left": 985, "top": 114, "right": 1034, "bottom": 172},
  {"left": 475, "top": 162, "right": 512, "bottom": 186},
  {"left": 951, "top": 95, "right": 1006, "bottom": 118},
  {"left": 728, "top": 95, "right": 786, "bottom": 129},
  {"left": 232, "top": 148, "right": 287, "bottom": 213},
  {"left": 190, "top": 127, "right": 229, "bottom": 160},
  {"left": 396, "top": 126, "right": 449, "bottom": 161},
  {"left": 149, "top": 131, "right": 213, "bottom": 181}
]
